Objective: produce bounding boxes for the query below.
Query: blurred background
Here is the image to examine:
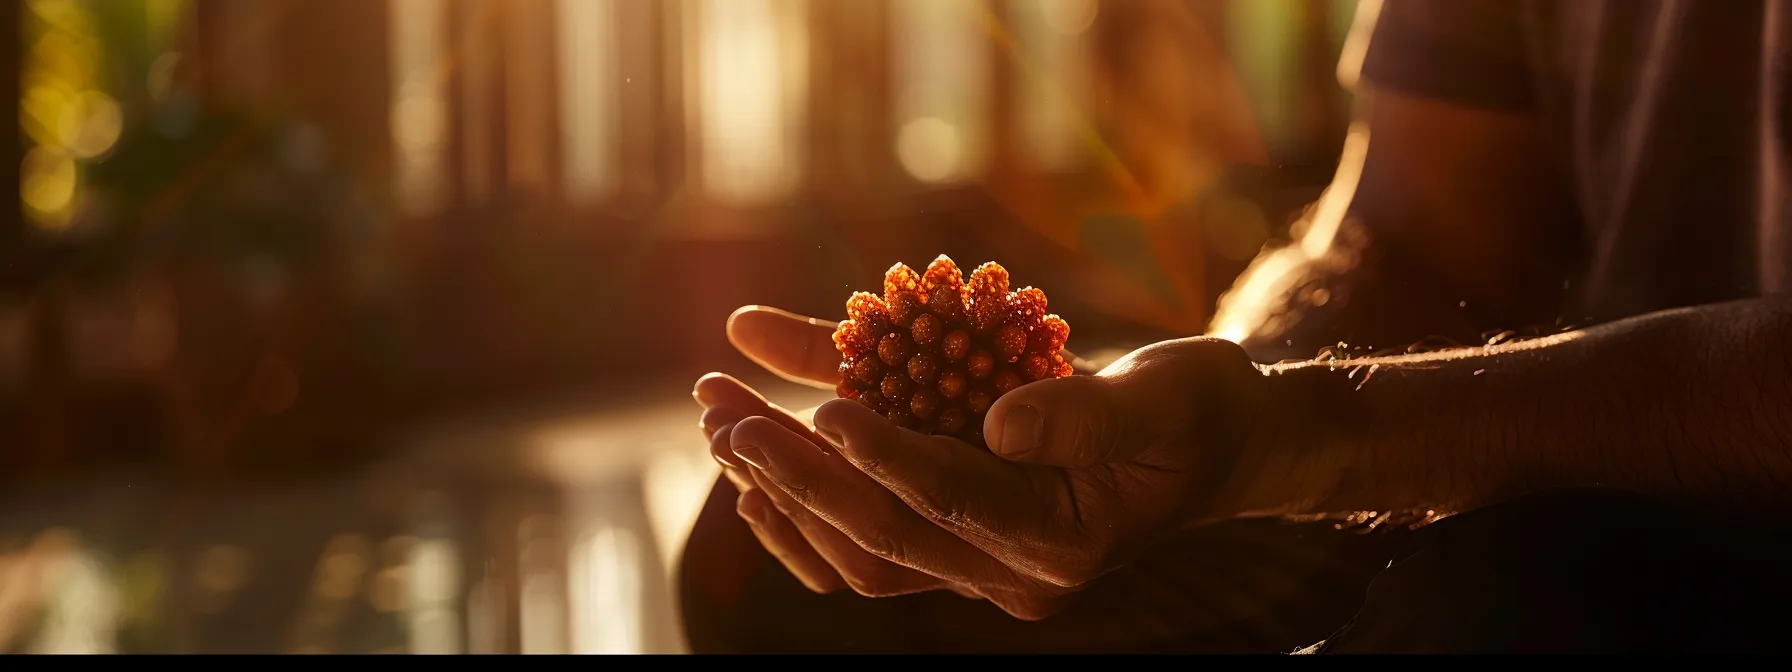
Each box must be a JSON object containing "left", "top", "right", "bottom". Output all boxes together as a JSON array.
[{"left": 0, "top": 0, "right": 1363, "bottom": 654}]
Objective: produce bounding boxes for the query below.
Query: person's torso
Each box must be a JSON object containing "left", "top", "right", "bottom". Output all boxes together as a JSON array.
[{"left": 1519, "top": 0, "right": 1792, "bottom": 321}]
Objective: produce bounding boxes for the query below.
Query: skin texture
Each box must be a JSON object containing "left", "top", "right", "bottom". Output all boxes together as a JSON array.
[
  {"left": 682, "top": 88, "right": 1792, "bottom": 637},
  {"left": 687, "top": 308, "right": 1394, "bottom": 649}
]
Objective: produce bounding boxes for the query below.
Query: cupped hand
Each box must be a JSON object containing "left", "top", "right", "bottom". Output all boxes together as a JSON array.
[
  {"left": 693, "top": 306, "right": 991, "bottom": 602},
  {"left": 733, "top": 327, "right": 1328, "bottom": 609}
]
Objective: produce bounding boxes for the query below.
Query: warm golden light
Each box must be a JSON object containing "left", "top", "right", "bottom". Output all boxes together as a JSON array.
[
  {"left": 1012, "top": 0, "right": 1094, "bottom": 173},
  {"left": 1039, "top": 0, "right": 1100, "bottom": 35},
  {"left": 894, "top": 0, "right": 989, "bottom": 185},
  {"left": 21, "top": 146, "right": 79, "bottom": 228},
  {"left": 389, "top": 0, "right": 450, "bottom": 217},
  {"left": 1207, "top": 0, "right": 1384, "bottom": 345},
  {"left": 58, "top": 91, "right": 122, "bottom": 160},
  {"left": 557, "top": 0, "right": 619, "bottom": 205},
  {"left": 897, "top": 116, "right": 965, "bottom": 183},
  {"left": 690, "top": 0, "right": 808, "bottom": 206}
]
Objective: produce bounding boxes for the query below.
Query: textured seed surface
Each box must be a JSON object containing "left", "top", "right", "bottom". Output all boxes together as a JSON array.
[
  {"left": 967, "top": 351, "right": 995, "bottom": 380},
  {"left": 911, "top": 313, "right": 943, "bottom": 348},
  {"left": 833, "top": 256, "right": 1074, "bottom": 449},
  {"left": 994, "top": 324, "right": 1028, "bottom": 362}
]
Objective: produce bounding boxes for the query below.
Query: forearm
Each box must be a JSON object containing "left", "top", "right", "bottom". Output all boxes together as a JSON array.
[{"left": 1266, "top": 297, "right": 1792, "bottom": 517}]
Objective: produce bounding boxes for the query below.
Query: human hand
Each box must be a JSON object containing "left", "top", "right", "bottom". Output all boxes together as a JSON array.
[
  {"left": 731, "top": 333, "right": 1334, "bottom": 616},
  {"left": 693, "top": 306, "right": 989, "bottom": 601}
]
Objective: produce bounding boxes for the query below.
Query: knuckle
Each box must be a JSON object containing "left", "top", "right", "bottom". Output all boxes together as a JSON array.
[
  {"left": 903, "top": 446, "right": 973, "bottom": 528},
  {"left": 910, "top": 489, "right": 971, "bottom": 530},
  {"left": 774, "top": 477, "right": 818, "bottom": 507},
  {"left": 852, "top": 520, "right": 905, "bottom": 563},
  {"left": 851, "top": 454, "right": 885, "bottom": 478}
]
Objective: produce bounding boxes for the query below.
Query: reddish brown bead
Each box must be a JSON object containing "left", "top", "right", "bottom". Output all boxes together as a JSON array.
[
  {"left": 994, "top": 324, "right": 1028, "bottom": 362},
  {"left": 857, "top": 389, "right": 888, "bottom": 414},
  {"left": 942, "top": 330, "right": 971, "bottom": 362},
  {"left": 850, "top": 356, "right": 883, "bottom": 385},
  {"left": 1022, "top": 354, "right": 1051, "bottom": 381},
  {"left": 993, "top": 369, "right": 1022, "bottom": 395},
  {"left": 966, "top": 388, "right": 994, "bottom": 415},
  {"left": 928, "top": 285, "right": 967, "bottom": 322},
  {"left": 836, "top": 380, "right": 858, "bottom": 399},
  {"left": 911, "top": 313, "right": 943, "bottom": 348},
  {"left": 936, "top": 406, "right": 966, "bottom": 435},
  {"left": 970, "top": 296, "right": 1004, "bottom": 334},
  {"left": 888, "top": 292, "right": 924, "bottom": 327},
  {"left": 878, "top": 332, "right": 914, "bottom": 366},
  {"left": 881, "top": 373, "right": 913, "bottom": 402},
  {"left": 937, "top": 369, "right": 968, "bottom": 400},
  {"left": 887, "top": 407, "right": 918, "bottom": 429},
  {"left": 907, "top": 351, "right": 939, "bottom": 385},
  {"left": 967, "top": 351, "right": 995, "bottom": 379},
  {"left": 909, "top": 389, "right": 941, "bottom": 420}
]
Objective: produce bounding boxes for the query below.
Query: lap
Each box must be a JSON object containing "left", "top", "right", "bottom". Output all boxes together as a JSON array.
[{"left": 1318, "top": 488, "right": 1792, "bottom": 654}]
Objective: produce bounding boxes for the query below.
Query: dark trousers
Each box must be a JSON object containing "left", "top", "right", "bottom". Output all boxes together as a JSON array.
[
  {"left": 1317, "top": 489, "right": 1792, "bottom": 654},
  {"left": 680, "top": 482, "right": 1792, "bottom": 654}
]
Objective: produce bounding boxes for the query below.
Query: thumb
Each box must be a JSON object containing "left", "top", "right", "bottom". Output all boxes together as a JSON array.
[{"left": 984, "top": 375, "right": 1144, "bottom": 468}]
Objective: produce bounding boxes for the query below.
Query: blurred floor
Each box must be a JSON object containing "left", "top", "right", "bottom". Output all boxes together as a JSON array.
[{"left": 0, "top": 372, "right": 835, "bottom": 654}]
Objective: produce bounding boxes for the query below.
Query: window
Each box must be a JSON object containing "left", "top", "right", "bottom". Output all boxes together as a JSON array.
[
  {"left": 685, "top": 0, "right": 808, "bottom": 206},
  {"left": 556, "top": 0, "right": 620, "bottom": 206},
  {"left": 389, "top": 0, "right": 450, "bottom": 217},
  {"left": 1010, "top": 0, "right": 1098, "bottom": 173},
  {"left": 892, "top": 0, "right": 991, "bottom": 184}
]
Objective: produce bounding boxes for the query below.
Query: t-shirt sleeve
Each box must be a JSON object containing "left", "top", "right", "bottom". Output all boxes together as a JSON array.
[{"left": 1359, "top": 0, "right": 1537, "bottom": 109}]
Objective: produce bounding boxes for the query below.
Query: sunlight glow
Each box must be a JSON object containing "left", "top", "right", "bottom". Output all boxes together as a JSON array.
[
  {"left": 894, "top": 0, "right": 989, "bottom": 184},
  {"left": 405, "top": 537, "right": 462, "bottom": 654},
  {"left": 389, "top": 0, "right": 450, "bottom": 217},
  {"left": 1012, "top": 0, "right": 1094, "bottom": 173},
  {"left": 569, "top": 523, "right": 644, "bottom": 654},
  {"left": 1207, "top": 0, "right": 1385, "bottom": 345},
  {"left": 557, "top": 0, "right": 619, "bottom": 205},
  {"left": 690, "top": 0, "right": 808, "bottom": 205},
  {"left": 1039, "top": 0, "right": 1100, "bottom": 35}
]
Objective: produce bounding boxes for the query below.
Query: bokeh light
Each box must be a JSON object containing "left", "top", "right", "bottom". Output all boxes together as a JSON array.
[
  {"left": 1039, "top": 0, "right": 1101, "bottom": 35},
  {"left": 896, "top": 116, "right": 965, "bottom": 183},
  {"left": 21, "top": 146, "right": 79, "bottom": 229}
]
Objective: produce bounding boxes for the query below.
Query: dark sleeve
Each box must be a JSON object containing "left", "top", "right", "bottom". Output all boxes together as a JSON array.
[{"left": 1360, "top": 0, "right": 1537, "bottom": 110}]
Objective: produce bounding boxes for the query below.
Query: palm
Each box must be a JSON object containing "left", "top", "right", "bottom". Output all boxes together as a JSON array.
[{"left": 710, "top": 306, "right": 1259, "bottom": 613}]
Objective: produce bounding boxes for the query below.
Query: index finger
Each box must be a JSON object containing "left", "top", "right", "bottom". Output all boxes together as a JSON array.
[
  {"left": 810, "top": 400, "right": 1083, "bottom": 574},
  {"left": 726, "top": 306, "right": 841, "bottom": 388}
]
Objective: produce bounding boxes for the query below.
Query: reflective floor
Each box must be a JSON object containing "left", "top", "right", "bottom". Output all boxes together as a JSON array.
[{"left": 0, "top": 375, "right": 836, "bottom": 654}]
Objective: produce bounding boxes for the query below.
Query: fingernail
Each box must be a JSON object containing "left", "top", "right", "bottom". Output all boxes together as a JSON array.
[
  {"left": 736, "top": 492, "right": 765, "bottom": 524},
  {"left": 997, "top": 405, "right": 1042, "bottom": 457},
  {"left": 814, "top": 425, "right": 845, "bottom": 448},
  {"left": 733, "top": 444, "right": 771, "bottom": 472},
  {"left": 710, "top": 423, "right": 741, "bottom": 468}
]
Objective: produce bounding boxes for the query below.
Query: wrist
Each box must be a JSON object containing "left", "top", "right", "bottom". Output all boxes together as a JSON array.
[
  {"left": 1243, "top": 364, "right": 1368, "bottom": 517},
  {"left": 1187, "top": 360, "right": 1366, "bottom": 523}
]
